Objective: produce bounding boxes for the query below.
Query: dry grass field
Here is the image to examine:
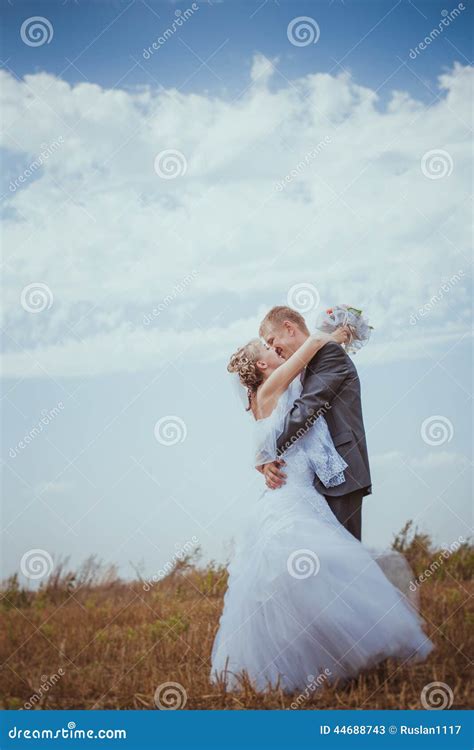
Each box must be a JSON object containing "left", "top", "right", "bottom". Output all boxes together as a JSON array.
[{"left": 1, "top": 524, "right": 472, "bottom": 711}]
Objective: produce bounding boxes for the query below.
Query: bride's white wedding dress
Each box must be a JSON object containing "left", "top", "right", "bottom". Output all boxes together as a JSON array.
[{"left": 211, "top": 382, "right": 433, "bottom": 692}]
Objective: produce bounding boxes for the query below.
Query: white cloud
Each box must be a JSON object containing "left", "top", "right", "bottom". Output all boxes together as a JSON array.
[
  {"left": 409, "top": 451, "right": 470, "bottom": 473},
  {"left": 371, "top": 449, "right": 470, "bottom": 474},
  {"left": 250, "top": 53, "right": 279, "bottom": 85},
  {"left": 1, "top": 60, "right": 472, "bottom": 377}
]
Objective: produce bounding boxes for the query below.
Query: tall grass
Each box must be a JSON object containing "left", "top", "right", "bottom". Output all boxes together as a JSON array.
[{"left": 1, "top": 527, "right": 472, "bottom": 710}]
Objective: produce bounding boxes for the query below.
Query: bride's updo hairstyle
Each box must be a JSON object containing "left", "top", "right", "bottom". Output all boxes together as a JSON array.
[{"left": 227, "top": 339, "right": 264, "bottom": 411}]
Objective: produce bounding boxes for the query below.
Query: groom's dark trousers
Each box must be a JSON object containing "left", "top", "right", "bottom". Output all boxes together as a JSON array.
[
  {"left": 276, "top": 341, "right": 372, "bottom": 542},
  {"left": 325, "top": 491, "right": 364, "bottom": 541}
]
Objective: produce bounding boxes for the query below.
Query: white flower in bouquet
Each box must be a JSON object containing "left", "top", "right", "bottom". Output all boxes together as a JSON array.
[{"left": 316, "top": 304, "right": 373, "bottom": 355}]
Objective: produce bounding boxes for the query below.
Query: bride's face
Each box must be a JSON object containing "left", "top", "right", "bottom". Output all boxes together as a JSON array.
[{"left": 257, "top": 343, "right": 284, "bottom": 374}]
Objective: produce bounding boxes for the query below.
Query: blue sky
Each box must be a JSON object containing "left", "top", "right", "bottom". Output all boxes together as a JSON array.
[
  {"left": 2, "top": 0, "right": 472, "bottom": 97},
  {"left": 1, "top": 0, "right": 472, "bottom": 583}
]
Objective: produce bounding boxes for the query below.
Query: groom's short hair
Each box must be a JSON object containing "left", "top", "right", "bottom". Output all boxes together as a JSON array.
[{"left": 259, "top": 306, "right": 310, "bottom": 337}]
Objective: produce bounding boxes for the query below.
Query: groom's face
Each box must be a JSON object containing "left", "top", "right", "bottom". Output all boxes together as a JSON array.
[{"left": 263, "top": 322, "right": 298, "bottom": 360}]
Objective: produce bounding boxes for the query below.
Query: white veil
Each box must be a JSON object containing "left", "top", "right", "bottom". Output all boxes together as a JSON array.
[{"left": 229, "top": 372, "right": 251, "bottom": 412}]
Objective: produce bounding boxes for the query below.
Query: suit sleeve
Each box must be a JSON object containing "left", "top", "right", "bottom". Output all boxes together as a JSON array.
[{"left": 276, "top": 342, "right": 351, "bottom": 455}]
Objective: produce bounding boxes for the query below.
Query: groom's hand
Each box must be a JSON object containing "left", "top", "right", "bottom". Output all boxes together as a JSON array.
[{"left": 262, "top": 460, "right": 286, "bottom": 490}]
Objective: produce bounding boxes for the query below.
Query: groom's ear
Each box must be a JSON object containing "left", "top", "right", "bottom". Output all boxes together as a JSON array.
[{"left": 283, "top": 320, "right": 295, "bottom": 336}]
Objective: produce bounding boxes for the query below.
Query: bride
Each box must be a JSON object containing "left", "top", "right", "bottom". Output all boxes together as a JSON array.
[{"left": 211, "top": 327, "right": 433, "bottom": 692}]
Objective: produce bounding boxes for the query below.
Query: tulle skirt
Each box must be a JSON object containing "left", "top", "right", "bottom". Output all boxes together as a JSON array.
[{"left": 210, "top": 484, "right": 433, "bottom": 692}]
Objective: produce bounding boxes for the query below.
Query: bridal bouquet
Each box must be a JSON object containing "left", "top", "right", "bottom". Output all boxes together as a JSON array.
[{"left": 316, "top": 304, "right": 373, "bottom": 355}]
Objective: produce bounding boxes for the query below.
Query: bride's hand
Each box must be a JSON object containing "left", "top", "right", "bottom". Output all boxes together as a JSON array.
[{"left": 330, "top": 325, "right": 352, "bottom": 345}]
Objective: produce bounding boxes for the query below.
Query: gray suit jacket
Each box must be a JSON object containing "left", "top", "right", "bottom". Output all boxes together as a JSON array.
[{"left": 276, "top": 341, "right": 372, "bottom": 498}]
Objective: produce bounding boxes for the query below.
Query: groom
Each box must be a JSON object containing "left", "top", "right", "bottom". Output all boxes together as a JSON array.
[{"left": 258, "top": 306, "right": 371, "bottom": 541}]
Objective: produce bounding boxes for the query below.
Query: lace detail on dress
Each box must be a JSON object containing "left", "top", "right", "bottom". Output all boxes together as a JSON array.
[
  {"left": 298, "top": 416, "right": 347, "bottom": 487},
  {"left": 255, "top": 378, "right": 347, "bottom": 489}
]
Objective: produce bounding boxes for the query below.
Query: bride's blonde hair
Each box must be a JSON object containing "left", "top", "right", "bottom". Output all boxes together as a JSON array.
[{"left": 227, "top": 339, "right": 264, "bottom": 412}]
